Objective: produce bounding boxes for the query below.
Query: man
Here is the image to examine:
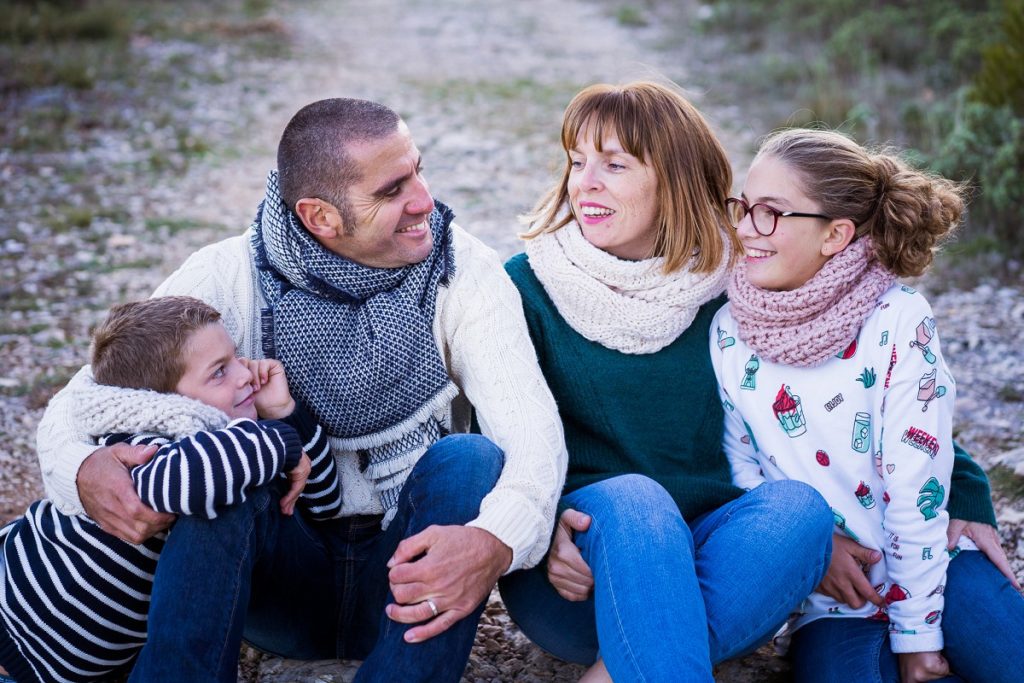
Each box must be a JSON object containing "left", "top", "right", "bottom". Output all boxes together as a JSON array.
[{"left": 37, "top": 98, "right": 567, "bottom": 682}]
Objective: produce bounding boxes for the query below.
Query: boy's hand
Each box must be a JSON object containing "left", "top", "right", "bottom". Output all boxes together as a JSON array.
[
  {"left": 898, "top": 651, "right": 949, "bottom": 682},
  {"left": 241, "top": 358, "right": 295, "bottom": 420},
  {"left": 279, "top": 452, "right": 311, "bottom": 516}
]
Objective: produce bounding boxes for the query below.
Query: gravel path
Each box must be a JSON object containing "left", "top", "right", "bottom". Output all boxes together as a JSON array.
[{"left": 1, "top": 1, "right": 1021, "bottom": 681}]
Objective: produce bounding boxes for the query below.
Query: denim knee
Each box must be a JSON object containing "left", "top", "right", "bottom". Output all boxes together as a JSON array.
[
  {"left": 400, "top": 434, "right": 504, "bottom": 521},
  {"left": 744, "top": 480, "right": 833, "bottom": 563},
  {"left": 566, "top": 474, "right": 688, "bottom": 545}
]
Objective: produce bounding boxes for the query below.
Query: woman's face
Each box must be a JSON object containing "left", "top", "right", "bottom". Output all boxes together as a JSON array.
[
  {"left": 567, "top": 122, "right": 659, "bottom": 261},
  {"left": 737, "top": 155, "right": 833, "bottom": 291}
]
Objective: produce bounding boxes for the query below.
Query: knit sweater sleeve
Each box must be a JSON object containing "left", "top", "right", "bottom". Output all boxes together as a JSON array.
[
  {"left": 709, "top": 305, "right": 767, "bottom": 491},
  {"left": 281, "top": 402, "right": 344, "bottom": 520},
  {"left": 36, "top": 366, "right": 100, "bottom": 515},
  {"left": 440, "top": 231, "right": 567, "bottom": 573},
  {"left": 128, "top": 418, "right": 301, "bottom": 518},
  {"left": 948, "top": 440, "right": 997, "bottom": 527}
]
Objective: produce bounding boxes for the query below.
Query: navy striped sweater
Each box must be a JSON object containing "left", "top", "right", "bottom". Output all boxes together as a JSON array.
[{"left": 0, "top": 405, "right": 341, "bottom": 683}]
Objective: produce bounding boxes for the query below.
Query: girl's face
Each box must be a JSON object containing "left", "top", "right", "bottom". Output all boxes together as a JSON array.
[
  {"left": 567, "top": 121, "right": 660, "bottom": 261},
  {"left": 736, "top": 155, "right": 835, "bottom": 291}
]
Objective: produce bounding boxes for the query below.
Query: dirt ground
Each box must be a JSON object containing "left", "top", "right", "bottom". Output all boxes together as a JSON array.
[{"left": 1, "top": 1, "right": 1021, "bottom": 681}]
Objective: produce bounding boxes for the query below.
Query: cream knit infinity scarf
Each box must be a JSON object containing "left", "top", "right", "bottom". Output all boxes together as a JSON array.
[
  {"left": 526, "top": 223, "right": 731, "bottom": 354},
  {"left": 72, "top": 372, "right": 230, "bottom": 440},
  {"left": 727, "top": 237, "right": 896, "bottom": 367}
]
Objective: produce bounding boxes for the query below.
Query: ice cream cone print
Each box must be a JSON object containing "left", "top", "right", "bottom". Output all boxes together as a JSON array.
[{"left": 772, "top": 385, "right": 807, "bottom": 437}]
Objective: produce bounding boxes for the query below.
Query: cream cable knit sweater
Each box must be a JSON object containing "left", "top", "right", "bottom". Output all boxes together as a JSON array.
[{"left": 37, "top": 225, "right": 567, "bottom": 572}]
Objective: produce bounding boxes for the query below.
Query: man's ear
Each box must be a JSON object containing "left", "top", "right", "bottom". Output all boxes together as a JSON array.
[
  {"left": 822, "top": 218, "right": 857, "bottom": 256},
  {"left": 294, "top": 198, "right": 342, "bottom": 239}
]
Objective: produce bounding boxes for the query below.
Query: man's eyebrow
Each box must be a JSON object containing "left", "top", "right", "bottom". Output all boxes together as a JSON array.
[{"left": 372, "top": 156, "right": 423, "bottom": 197}]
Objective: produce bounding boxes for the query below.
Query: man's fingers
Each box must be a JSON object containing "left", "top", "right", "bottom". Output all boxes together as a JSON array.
[
  {"left": 386, "top": 599, "right": 438, "bottom": 624},
  {"left": 390, "top": 580, "right": 432, "bottom": 606},
  {"left": 109, "top": 443, "right": 159, "bottom": 468},
  {"left": 388, "top": 527, "right": 436, "bottom": 568},
  {"left": 402, "top": 608, "right": 463, "bottom": 643}
]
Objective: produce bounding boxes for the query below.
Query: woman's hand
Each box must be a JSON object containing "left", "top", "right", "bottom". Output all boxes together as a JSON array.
[
  {"left": 547, "top": 508, "right": 594, "bottom": 601},
  {"left": 816, "top": 534, "right": 885, "bottom": 608},
  {"left": 947, "top": 519, "right": 1022, "bottom": 590},
  {"left": 898, "top": 651, "right": 949, "bottom": 682}
]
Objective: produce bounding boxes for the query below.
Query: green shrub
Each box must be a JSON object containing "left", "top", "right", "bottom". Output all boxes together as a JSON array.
[{"left": 971, "top": 0, "right": 1024, "bottom": 114}]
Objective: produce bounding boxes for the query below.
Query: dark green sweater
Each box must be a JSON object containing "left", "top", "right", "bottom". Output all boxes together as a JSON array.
[{"left": 506, "top": 252, "right": 997, "bottom": 527}]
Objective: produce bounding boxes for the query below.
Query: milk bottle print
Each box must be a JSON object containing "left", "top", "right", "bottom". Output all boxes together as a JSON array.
[
  {"left": 917, "top": 368, "right": 947, "bottom": 412},
  {"left": 909, "top": 317, "right": 938, "bottom": 364},
  {"left": 851, "top": 412, "right": 871, "bottom": 453}
]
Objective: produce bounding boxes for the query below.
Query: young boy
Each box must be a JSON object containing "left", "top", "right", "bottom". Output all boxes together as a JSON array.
[{"left": 0, "top": 296, "right": 342, "bottom": 683}]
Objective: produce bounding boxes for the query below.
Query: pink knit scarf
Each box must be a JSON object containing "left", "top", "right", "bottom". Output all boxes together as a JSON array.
[{"left": 727, "top": 238, "right": 896, "bottom": 367}]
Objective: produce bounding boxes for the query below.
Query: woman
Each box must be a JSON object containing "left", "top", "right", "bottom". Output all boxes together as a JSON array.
[{"left": 497, "top": 82, "right": 1005, "bottom": 682}]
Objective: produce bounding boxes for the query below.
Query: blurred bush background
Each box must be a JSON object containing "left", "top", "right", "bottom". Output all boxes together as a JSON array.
[{"left": 687, "top": 0, "right": 1023, "bottom": 278}]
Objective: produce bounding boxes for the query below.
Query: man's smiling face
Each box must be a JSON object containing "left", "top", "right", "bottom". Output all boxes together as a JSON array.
[{"left": 325, "top": 121, "right": 436, "bottom": 269}]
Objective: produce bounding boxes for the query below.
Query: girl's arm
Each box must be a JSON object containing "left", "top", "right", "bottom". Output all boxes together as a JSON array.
[
  {"left": 126, "top": 419, "right": 301, "bottom": 518},
  {"left": 879, "top": 294, "right": 954, "bottom": 654},
  {"left": 709, "top": 312, "right": 767, "bottom": 491}
]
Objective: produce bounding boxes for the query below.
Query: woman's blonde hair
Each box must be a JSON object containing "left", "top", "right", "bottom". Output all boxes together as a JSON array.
[
  {"left": 756, "top": 128, "right": 966, "bottom": 277},
  {"left": 521, "top": 81, "right": 738, "bottom": 274}
]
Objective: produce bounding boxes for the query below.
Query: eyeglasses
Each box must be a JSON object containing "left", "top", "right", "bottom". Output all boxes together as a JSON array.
[{"left": 725, "top": 197, "right": 831, "bottom": 237}]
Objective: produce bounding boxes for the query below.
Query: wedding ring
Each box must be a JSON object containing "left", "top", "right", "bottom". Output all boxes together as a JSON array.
[{"left": 426, "top": 598, "right": 439, "bottom": 618}]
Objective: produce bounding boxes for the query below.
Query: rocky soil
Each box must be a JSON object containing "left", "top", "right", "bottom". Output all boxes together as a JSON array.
[{"left": 1, "top": 1, "right": 1021, "bottom": 681}]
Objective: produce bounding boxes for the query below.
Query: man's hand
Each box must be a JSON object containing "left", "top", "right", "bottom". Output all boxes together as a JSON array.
[
  {"left": 898, "top": 651, "right": 950, "bottom": 683},
  {"left": 385, "top": 525, "right": 512, "bottom": 643},
  {"left": 77, "top": 444, "right": 175, "bottom": 544},
  {"left": 947, "top": 519, "right": 1022, "bottom": 590},
  {"left": 816, "top": 534, "right": 884, "bottom": 608},
  {"left": 241, "top": 358, "right": 295, "bottom": 420},
  {"left": 547, "top": 508, "right": 594, "bottom": 602},
  {"left": 279, "top": 452, "right": 311, "bottom": 516}
]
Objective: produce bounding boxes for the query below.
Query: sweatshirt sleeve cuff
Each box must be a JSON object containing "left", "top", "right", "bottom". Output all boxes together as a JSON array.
[{"left": 889, "top": 629, "right": 944, "bottom": 654}]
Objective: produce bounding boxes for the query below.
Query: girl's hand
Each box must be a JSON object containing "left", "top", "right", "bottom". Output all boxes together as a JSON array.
[
  {"left": 947, "top": 519, "right": 1022, "bottom": 590},
  {"left": 816, "top": 534, "right": 885, "bottom": 608},
  {"left": 547, "top": 508, "right": 594, "bottom": 601},
  {"left": 898, "top": 651, "right": 949, "bottom": 682},
  {"left": 240, "top": 358, "right": 295, "bottom": 420}
]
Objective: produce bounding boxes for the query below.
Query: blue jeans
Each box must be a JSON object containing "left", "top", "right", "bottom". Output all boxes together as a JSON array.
[
  {"left": 790, "top": 549, "right": 1024, "bottom": 683},
  {"left": 129, "top": 434, "right": 504, "bottom": 683},
  {"left": 499, "top": 475, "right": 834, "bottom": 683}
]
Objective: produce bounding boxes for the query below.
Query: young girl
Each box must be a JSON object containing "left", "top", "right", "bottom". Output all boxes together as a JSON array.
[{"left": 711, "top": 128, "right": 1024, "bottom": 683}]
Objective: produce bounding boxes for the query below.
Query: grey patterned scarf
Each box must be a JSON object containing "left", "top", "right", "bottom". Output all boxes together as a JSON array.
[{"left": 250, "top": 171, "right": 458, "bottom": 526}]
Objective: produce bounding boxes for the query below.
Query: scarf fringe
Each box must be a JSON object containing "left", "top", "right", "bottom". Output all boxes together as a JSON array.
[{"left": 324, "top": 382, "right": 459, "bottom": 451}]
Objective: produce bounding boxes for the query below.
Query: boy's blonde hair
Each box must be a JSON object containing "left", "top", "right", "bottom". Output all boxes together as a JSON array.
[{"left": 91, "top": 296, "right": 222, "bottom": 392}]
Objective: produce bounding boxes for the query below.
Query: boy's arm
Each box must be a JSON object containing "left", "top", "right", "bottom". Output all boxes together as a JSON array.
[
  {"left": 280, "top": 403, "right": 343, "bottom": 520},
  {"left": 130, "top": 419, "right": 302, "bottom": 518}
]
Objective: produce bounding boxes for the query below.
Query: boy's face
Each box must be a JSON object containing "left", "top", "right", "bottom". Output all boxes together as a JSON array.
[{"left": 174, "top": 323, "right": 257, "bottom": 420}]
